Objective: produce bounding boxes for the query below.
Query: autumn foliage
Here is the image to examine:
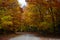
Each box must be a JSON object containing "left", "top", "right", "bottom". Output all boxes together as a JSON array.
[{"left": 0, "top": 0, "right": 60, "bottom": 34}]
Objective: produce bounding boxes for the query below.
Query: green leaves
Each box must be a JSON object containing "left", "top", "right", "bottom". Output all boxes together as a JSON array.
[{"left": 1, "top": 15, "right": 12, "bottom": 21}]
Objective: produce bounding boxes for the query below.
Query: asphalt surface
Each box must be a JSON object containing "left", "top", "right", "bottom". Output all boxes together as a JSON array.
[
  {"left": 9, "top": 34, "right": 60, "bottom": 40},
  {"left": 0, "top": 33, "right": 60, "bottom": 40}
]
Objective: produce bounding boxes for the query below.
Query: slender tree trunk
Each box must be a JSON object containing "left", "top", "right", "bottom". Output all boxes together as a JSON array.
[{"left": 48, "top": 0, "right": 56, "bottom": 33}]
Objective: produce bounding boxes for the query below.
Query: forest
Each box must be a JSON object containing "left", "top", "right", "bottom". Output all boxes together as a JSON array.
[{"left": 0, "top": 0, "right": 60, "bottom": 35}]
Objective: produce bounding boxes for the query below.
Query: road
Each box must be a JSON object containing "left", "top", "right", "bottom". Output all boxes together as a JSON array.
[
  {"left": 9, "top": 34, "right": 60, "bottom": 40},
  {"left": 0, "top": 33, "right": 60, "bottom": 40}
]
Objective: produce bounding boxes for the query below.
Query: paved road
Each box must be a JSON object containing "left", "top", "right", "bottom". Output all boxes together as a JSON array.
[
  {"left": 9, "top": 34, "right": 60, "bottom": 40},
  {"left": 0, "top": 33, "right": 60, "bottom": 40}
]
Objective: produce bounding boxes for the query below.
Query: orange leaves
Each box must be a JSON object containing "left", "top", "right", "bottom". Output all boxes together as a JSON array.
[{"left": 0, "top": 0, "right": 60, "bottom": 32}]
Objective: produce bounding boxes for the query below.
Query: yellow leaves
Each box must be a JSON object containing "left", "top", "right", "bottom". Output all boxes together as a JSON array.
[
  {"left": 23, "top": 4, "right": 41, "bottom": 26},
  {"left": 14, "top": 20, "right": 20, "bottom": 25},
  {"left": 8, "top": 0, "right": 14, "bottom": 3},
  {"left": 39, "top": 22, "right": 52, "bottom": 30},
  {"left": 9, "top": 0, "right": 13, "bottom": 2},
  {"left": 44, "top": 15, "right": 51, "bottom": 18},
  {"left": 42, "top": 0, "right": 48, "bottom": 4},
  {"left": 0, "top": 0, "right": 58, "bottom": 32},
  {"left": 0, "top": 0, "right": 21, "bottom": 31},
  {"left": 16, "top": 7, "right": 20, "bottom": 10},
  {"left": 0, "top": 0, "right": 2, "bottom": 4},
  {"left": 1, "top": 15, "right": 13, "bottom": 29},
  {"left": 1, "top": 15, "right": 12, "bottom": 21},
  {"left": 2, "top": 21, "right": 13, "bottom": 26},
  {"left": 23, "top": 13, "right": 32, "bottom": 24}
]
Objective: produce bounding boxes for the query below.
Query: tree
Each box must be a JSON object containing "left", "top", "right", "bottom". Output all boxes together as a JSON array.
[{"left": 0, "top": 0, "right": 23, "bottom": 32}]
